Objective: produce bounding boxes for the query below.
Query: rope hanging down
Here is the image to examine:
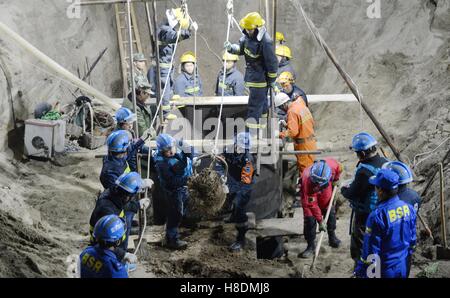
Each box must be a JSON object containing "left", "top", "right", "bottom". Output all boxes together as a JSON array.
[{"left": 213, "top": 0, "right": 234, "bottom": 154}]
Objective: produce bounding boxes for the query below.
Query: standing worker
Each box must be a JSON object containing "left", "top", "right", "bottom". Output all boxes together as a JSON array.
[
  {"left": 153, "top": 134, "right": 194, "bottom": 250},
  {"left": 122, "top": 81, "right": 154, "bottom": 138},
  {"left": 298, "top": 159, "right": 343, "bottom": 258},
  {"left": 341, "top": 132, "right": 388, "bottom": 266},
  {"left": 129, "top": 53, "right": 151, "bottom": 91},
  {"left": 215, "top": 52, "right": 246, "bottom": 96},
  {"left": 382, "top": 161, "right": 421, "bottom": 212},
  {"left": 275, "top": 31, "right": 286, "bottom": 45},
  {"left": 275, "top": 92, "right": 317, "bottom": 175},
  {"left": 174, "top": 51, "right": 203, "bottom": 97},
  {"left": 221, "top": 132, "right": 255, "bottom": 252},
  {"left": 276, "top": 45, "right": 297, "bottom": 80},
  {"left": 148, "top": 7, "right": 197, "bottom": 121},
  {"left": 224, "top": 12, "right": 278, "bottom": 130},
  {"left": 80, "top": 215, "right": 128, "bottom": 278},
  {"left": 354, "top": 169, "right": 416, "bottom": 278}
]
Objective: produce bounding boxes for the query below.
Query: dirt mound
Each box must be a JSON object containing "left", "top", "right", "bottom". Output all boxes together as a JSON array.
[
  {"left": 187, "top": 168, "right": 226, "bottom": 220},
  {"left": 0, "top": 210, "right": 70, "bottom": 277}
]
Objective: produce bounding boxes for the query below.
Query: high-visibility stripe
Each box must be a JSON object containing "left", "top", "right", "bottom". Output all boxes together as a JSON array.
[
  {"left": 162, "top": 105, "right": 171, "bottom": 110},
  {"left": 185, "top": 86, "right": 201, "bottom": 93},
  {"left": 267, "top": 72, "right": 277, "bottom": 78},
  {"left": 244, "top": 48, "right": 260, "bottom": 59},
  {"left": 245, "top": 122, "right": 267, "bottom": 129},
  {"left": 245, "top": 82, "right": 267, "bottom": 88},
  {"left": 159, "top": 63, "right": 171, "bottom": 68},
  {"left": 218, "top": 82, "right": 232, "bottom": 90}
]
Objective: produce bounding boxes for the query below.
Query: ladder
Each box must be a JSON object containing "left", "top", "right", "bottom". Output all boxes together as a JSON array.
[{"left": 114, "top": 2, "right": 144, "bottom": 97}]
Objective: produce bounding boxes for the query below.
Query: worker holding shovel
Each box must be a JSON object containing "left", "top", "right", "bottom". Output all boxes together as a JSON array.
[{"left": 298, "top": 159, "right": 343, "bottom": 258}]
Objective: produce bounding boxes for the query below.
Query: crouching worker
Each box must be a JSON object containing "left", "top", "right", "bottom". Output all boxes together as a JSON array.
[
  {"left": 90, "top": 172, "right": 152, "bottom": 271},
  {"left": 355, "top": 169, "right": 416, "bottom": 278},
  {"left": 154, "top": 134, "right": 194, "bottom": 250},
  {"left": 223, "top": 132, "right": 255, "bottom": 252},
  {"left": 299, "top": 159, "right": 343, "bottom": 258},
  {"left": 80, "top": 215, "right": 128, "bottom": 278}
]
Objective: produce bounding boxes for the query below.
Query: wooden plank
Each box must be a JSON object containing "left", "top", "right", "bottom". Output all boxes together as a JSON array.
[
  {"left": 130, "top": 3, "right": 144, "bottom": 55},
  {"left": 114, "top": 3, "right": 128, "bottom": 97},
  {"left": 170, "top": 94, "right": 358, "bottom": 106}
]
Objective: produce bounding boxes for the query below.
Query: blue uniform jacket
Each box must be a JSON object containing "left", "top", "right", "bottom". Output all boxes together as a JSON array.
[
  {"left": 99, "top": 138, "right": 146, "bottom": 190},
  {"left": 174, "top": 70, "right": 203, "bottom": 97},
  {"left": 230, "top": 27, "right": 278, "bottom": 87},
  {"left": 215, "top": 67, "right": 246, "bottom": 96},
  {"left": 359, "top": 195, "right": 417, "bottom": 277},
  {"left": 278, "top": 59, "right": 297, "bottom": 80},
  {"left": 398, "top": 185, "right": 421, "bottom": 212},
  {"left": 80, "top": 245, "right": 128, "bottom": 278},
  {"left": 154, "top": 149, "right": 193, "bottom": 191}
]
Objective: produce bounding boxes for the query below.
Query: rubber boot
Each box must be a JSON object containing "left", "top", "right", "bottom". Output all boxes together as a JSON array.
[
  {"left": 298, "top": 216, "right": 316, "bottom": 258},
  {"left": 166, "top": 238, "right": 187, "bottom": 250},
  {"left": 328, "top": 231, "right": 341, "bottom": 248},
  {"left": 229, "top": 226, "right": 247, "bottom": 252},
  {"left": 298, "top": 241, "right": 316, "bottom": 259}
]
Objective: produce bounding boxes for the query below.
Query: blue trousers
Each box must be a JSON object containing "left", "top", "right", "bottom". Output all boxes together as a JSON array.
[
  {"left": 228, "top": 178, "right": 252, "bottom": 225},
  {"left": 165, "top": 187, "right": 189, "bottom": 240},
  {"left": 246, "top": 87, "right": 269, "bottom": 123}
]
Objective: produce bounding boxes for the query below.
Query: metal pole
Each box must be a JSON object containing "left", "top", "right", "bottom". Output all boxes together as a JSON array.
[
  {"left": 439, "top": 163, "right": 447, "bottom": 247},
  {"left": 126, "top": 0, "right": 139, "bottom": 137},
  {"left": 150, "top": 0, "right": 164, "bottom": 126}
]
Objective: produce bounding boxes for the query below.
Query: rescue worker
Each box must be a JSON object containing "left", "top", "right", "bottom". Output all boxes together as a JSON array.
[
  {"left": 215, "top": 52, "right": 246, "bottom": 96},
  {"left": 382, "top": 161, "right": 421, "bottom": 212},
  {"left": 174, "top": 51, "right": 203, "bottom": 97},
  {"left": 275, "top": 92, "right": 317, "bottom": 175},
  {"left": 89, "top": 172, "right": 152, "bottom": 269},
  {"left": 80, "top": 215, "right": 128, "bottom": 278},
  {"left": 277, "top": 71, "right": 308, "bottom": 106},
  {"left": 122, "top": 81, "right": 154, "bottom": 138},
  {"left": 221, "top": 132, "right": 255, "bottom": 252},
  {"left": 275, "top": 31, "right": 286, "bottom": 45},
  {"left": 153, "top": 134, "right": 194, "bottom": 249},
  {"left": 299, "top": 159, "right": 343, "bottom": 258},
  {"left": 148, "top": 7, "right": 196, "bottom": 121},
  {"left": 224, "top": 12, "right": 278, "bottom": 130},
  {"left": 276, "top": 45, "right": 297, "bottom": 80},
  {"left": 354, "top": 169, "right": 417, "bottom": 278},
  {"left": 128, "top": 53, "right": 151, "bottom": 91},
  {"left": 341, "top": 132, "right": 388, "bottom": 265}
]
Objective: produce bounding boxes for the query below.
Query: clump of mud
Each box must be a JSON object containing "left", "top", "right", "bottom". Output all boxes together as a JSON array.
[{"left": 187, "top": 168, "right": 226, "bottom": 220}]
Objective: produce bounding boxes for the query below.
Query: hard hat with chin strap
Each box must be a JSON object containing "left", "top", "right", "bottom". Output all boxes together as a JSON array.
[
  {"left": 274, "top": 92, "right": 291, "bottom": 107},
  {"left": 310, "top": 160, "right": 332, "bottom": 188},
  {"left": 115, "top": 172, "right": 143, "bottom": 194},
  {"left": 115, "top": 107, "right": 137, "bottom": 124},
  {"left": 276, "top": 45, "right": 292, "bottom": 59},
  {"left": 107, "top": 130, "right": 130, "bottom": 153},
  {"left": 93, "top": 214, "right": 126, "bottom": 245},
  {"left": 275, "top": 31, "right": 285, "bottom": 43},
  {"left": 277, "top": 71, "right": 295, "bottom": 85},
  {"left": 156, "top": 133, "right": 176, "bottom": 152},
  {"left": 239, "top": 12, "right": 265, "bottom": 30},
  {"left": 350, "top": 132, "right": 378, "bottom": 152}
]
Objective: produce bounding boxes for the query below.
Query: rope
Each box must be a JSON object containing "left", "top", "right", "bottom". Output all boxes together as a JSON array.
[
  {"left": 413, "top": 137, "right": 450, "bottom": 169},
  {"left": 213, "top": 2, "right": 233, "bottom": 154},
  {"left": 292, "top": 0, "right": 364, "bottom": 131},
  {"left": 133, "top": 204, "right": 147, "bottom": 255}
]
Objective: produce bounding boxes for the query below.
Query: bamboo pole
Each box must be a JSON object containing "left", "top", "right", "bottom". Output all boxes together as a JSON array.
[{"left": 0, "top": 22, "right": 119, "bottom": 110}]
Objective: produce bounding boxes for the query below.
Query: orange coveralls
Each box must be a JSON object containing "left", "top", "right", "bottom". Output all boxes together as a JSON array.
[{"left": 279, "top": 97, "right": 317, "bottom": 175}]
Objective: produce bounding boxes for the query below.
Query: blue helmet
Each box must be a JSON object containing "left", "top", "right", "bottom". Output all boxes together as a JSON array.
[
  {"left": 107, "top": 130, "right": 130, "bottom": 153},
  {"left": 156, "top": 133, "right": 175, "bottom": 152},
  {"left": 382, "top": 161, "right": 413, "bottom": 185},
  {"left": 350, "top": 132, "right": 378, "bottom": 152},
  {"left": 310, "top": 160, "right": 332, "bottom": 187},
  {"left": 369, "top": 168, "right": 399, "bottom": 190},
  {"left": 115, "top": 172, "right": 143, "bottom": 194},
  {"left": 115, "top": 107, "right": 137, "bottom": 124},
  {"left": 93, "top": 214, "right": 126, "bottom": 244},
  {"left": 235, "top": 132, "right": 252, "bottom": 150}
]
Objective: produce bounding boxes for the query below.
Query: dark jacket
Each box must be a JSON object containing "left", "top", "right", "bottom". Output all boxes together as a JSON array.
[
  {"left": 174, "top": 70, "right": 203, "bottom": 97},
  {"left": 398, "top": 185, "right": 421, "bottom": 212},
  {"left": 215, "top": 66, "right": 246, "bottom": 96},
  {"left": 154, "top": 149, "right": 193, "bottom": 191},
  {"left": 277, "top": 59, "right": 297, "bottom": 80},
  {"left": 230, "top": 27, "right": 278, "bottom": 87}
]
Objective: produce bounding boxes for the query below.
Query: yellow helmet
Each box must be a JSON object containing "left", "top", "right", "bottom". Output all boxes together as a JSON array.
[
  {"left": 277, "top": 71, "right": 295, "bottom": 85},
  {"left": 180, "top": 51, "right": 196, "bottom": 64},
  {"left": 239, "top": 12, "right": 265, "bottom": 30},
  {"left": 172, "top": 8, "right": 190, "bottom": 29},
  {"left": 275, "top": 45, "right": 292, "bottom": 59},
  {"left": 222, "top": 52, "right": 239, "bottom": 62},
  {"left": 275, "top": 32, "right": 285, "bottom": 43}
]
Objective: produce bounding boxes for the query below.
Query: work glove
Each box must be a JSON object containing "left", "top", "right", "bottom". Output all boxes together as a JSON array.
[
  {"left": 141, "top": 127, "right": 157, "bottom": 141},
  {"left": 123, "top": 253, "right": 137, "bottom": 264},
  {"left": 318, "top": 221, "right": 327, "bottom": 233},
  {"left": 332, "top": 180, "right": 340, "bottom": 187},
  {"left": 177, "top": 139, "right": 192, "bottom": 154},
  {"left": 139, "top": 198, "right": 151, "bottom": 210},
  {"left": 278, "top": 119, "right": 287, "bottom": 128},
  {"left": 221, "top": 176, "right": 229, "bottom": 194},
  {"left": 142, "top": 178, "right": 154, "bottom": 189},
  {"left": 190, "top": 21, "right": 198, "bottom": 31},
  {"left": 224, "top": 41, "right": 232, "bottom": 51},
  {"left": 192, "top": 157, "right": 201, "bottom": 168}
]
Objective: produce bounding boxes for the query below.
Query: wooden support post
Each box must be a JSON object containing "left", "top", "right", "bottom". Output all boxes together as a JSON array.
[{"left": 439, "top": 163, "right": 447, "bottom": 247}]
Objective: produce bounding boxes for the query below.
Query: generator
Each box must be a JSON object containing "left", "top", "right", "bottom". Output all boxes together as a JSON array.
[{"left": 24, "top": 119, "right": 66, "bottom": 159}]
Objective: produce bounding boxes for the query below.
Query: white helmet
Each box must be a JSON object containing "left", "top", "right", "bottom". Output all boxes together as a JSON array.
[{"left": 274, "top": 92, "right": 291, "bottom": 107}]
